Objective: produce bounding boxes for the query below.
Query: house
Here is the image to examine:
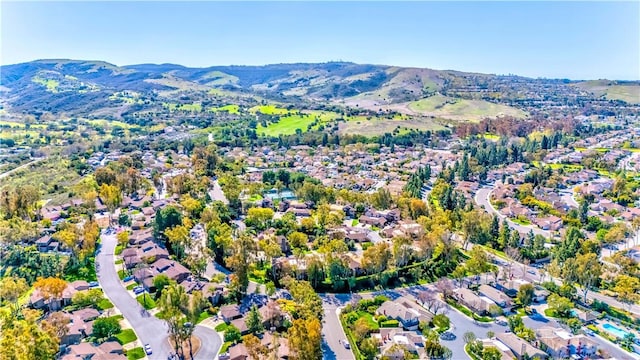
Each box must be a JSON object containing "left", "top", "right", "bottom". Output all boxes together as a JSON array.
[
  {"left": 70, "top": 280, "right": 90, "bottom": 291},
  {"left": 495, "top": 332, "right": 548, "bottom": 360},
  {"left": 227, "top": 343, "right": 248, "bottom": 360},
  {"left": 536, "top": 327, "right": 597, "bottom": 359},
  {"left": 220, "top": 304, "right": 242, "bottom": 323},
  {"left": 533, "top": 215, "right": 563, "bottom": 231},
  {"left": 151, "top": 258, "right": 190, "bottom": 283},
  {"left": 478, "top": 285, "right": 514, "bottom": 311},
  {"left": 453, "top": 288, "right": 493, "bottom": 315},
  {"left": 286, "top": 207, "right": 311, "bottom": 217},
  {"left": 340, "top": 227, "right": 369, "bottom": 242},
  {"left": 376, "top": 298, "right": 432, "bottom": 331},
  {"left": 129, "top": 229, "right": 154, "bottom": 245},
  {"left": 231, "top": 317, "right": 249, "bottom": 335},
  {"left": 374, "top": 327, "right": 424, "bottom": 358},
  {"left": 62, "top": 341, "right": 126, "bottom": 360},
  {"left": 72, "top": 308, "right": 100, "bottom": 322},
  {"left": 572, "top": 309, "right": 598, "bottom": 324},
  {"left": 498, "top": 279, "right": 532, "bottom": 295},
  {"left": 30, "top": 283, "right": 76, "bottom": 311},
  {"left": 35, "top": 235, "right": 59, "bottom": 252},
  {"left": 260, "top": 332, "right": 290, "bottom": 359},
  {"left": 359, "top": 215, "right": 387, "bottom": 227}
]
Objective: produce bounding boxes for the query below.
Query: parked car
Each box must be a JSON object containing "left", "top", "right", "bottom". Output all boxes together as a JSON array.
[
  {"left": 440, "top": 332, "right": 456, "bottom": 341},
  {"left": 340, "top": 339, "right": 350, "bottom": 349},
  {"left": 133, "top": 287, "right": 144, "bottom": 295},
  {"left": 88, "top": 281, "right": 99, "bottom": 288},
  {"left": 144, "top": 344, "right": 152, "bottom": 355},
  {"left": 123, "top": 275, "right": 134, "bottom": 282}
]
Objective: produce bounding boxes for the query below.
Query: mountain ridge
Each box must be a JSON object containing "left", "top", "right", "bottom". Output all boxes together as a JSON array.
[{"left": 1, "top": 59, "right": 638, "bottom": 120}]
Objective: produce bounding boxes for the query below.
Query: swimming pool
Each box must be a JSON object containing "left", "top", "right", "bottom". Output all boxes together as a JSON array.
[{"left": 602, "top": 323, "right": 630, "bottom": 339}]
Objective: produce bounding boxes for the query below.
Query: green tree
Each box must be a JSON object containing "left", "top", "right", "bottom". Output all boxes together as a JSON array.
[
  {"left": 246, "top": 305, "right": 264, "bottom": 334},
  {"left": 547, "top": 293, "right": 574, "bottom": 318},
  {"left": 517, "top": 283, "right": 534, "bottom": 310},
  {"left": 482, "top": 347, "right": 503, "bottom": 360},
  {"left": 153, "top": 275, "right": 172, "bottom": 297},
  {"left": 224, "top": 324, "right": 242, "bottom": 343},
  {"left": 92, "top": 317, "right": 122, "bottom": 339}
]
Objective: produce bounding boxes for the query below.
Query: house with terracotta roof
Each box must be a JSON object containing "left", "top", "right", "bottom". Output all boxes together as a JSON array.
[{"left": 536, "top": 326, "right": 597, "bottom": 359}]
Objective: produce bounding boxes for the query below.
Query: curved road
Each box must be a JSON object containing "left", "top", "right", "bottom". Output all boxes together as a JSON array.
[{"left": 97, "top": 230, "right": 221, "bottom": 359}]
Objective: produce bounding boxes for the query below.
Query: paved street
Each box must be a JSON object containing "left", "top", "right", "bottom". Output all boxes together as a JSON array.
[
  {"left": 321, "top": 294, "right": 356, "bottom": 360},
  {"left": 97, "top": 232, "right": 173, "bottom": 358},
  {"left": 210, "top": 180, "right": 228, "bottom": 204},
  {"left": 97, "top": 230, "right": 222, "bottom": 359}
]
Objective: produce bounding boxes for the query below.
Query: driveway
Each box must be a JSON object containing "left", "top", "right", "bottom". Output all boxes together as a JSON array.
[{"left": 97, "top": 230, "right": 221, "bottom": 359}]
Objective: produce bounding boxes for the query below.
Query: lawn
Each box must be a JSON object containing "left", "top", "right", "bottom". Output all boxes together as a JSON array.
[
  {"left": 117, "top": 269, "right": 127, "bottom": 280},
  {"left": 248, "top": 194, "right": 263, "bottom": 202},
  {"left": 126, "top": 283, "right": 136, "bottom": 290},
  {"left": 114, "top": 245, "right": 124, "bottom": 255},
  {"left": 215, "top": 322, "right": 229, "bottom": 332},
  {"left": 126, "top": 347, "right": 146, "bottom": 360},
  {"left": 115, "top": 329, "right": 138, "bottom": 345},
  {"left": 97, "top": 298, "right": 114, "bottom": 310},
  {"left": 356, "top": 311, "right": 380, "bottom": 330},
  {"left": 351, "top": 219, "right": 359, "bottom": 226},
  {"left": 196, "top": 311, "right": 211, "bottom": 324},
  {"left": 136, "top": 294, "right": 156, "bottom": 309},
  {"left": 220, "top": 341, "right": 233, "bottom": 353}
]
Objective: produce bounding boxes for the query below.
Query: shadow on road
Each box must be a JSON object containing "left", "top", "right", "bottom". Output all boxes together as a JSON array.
[{"left": 321, "top": 339, "right": 338, "bottom": 360}]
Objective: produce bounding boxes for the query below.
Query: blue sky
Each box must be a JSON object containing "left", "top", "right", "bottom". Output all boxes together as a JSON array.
[{"left": 2, "top": 1, "right": 639, "bottom": 80}]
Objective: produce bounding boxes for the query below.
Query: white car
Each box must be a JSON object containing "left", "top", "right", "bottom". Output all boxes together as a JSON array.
[{"left": 144, "top": 344, "right": 152, "bottom": 355}]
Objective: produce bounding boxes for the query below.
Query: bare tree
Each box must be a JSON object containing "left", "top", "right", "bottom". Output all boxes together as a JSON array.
[{"left": 435, "top": 278, "right": 454, "bottom": 301}]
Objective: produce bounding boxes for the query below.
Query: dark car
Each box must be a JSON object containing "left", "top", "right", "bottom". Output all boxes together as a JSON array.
[{"left": 440, "top": 332, "right": 456, "bottom": 341}]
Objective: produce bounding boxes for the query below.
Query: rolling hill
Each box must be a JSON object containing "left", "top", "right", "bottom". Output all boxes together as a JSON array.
[{"left": 1, "top": 59, "right": 638, "bottom": 123}]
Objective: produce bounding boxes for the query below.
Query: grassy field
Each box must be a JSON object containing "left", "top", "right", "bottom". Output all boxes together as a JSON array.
[
  {"left": 2, "top": 156, "right": 81, "bottom": 201},
  {"left": 201, "top": 71, "right": 239, "bottom": 86},
  {"left": 576, "top": 81, "right": 640, "bottom": 104},
  {"left": 408, "top": 95, "right": 527, "bottom": 121},
  {"left": 605, "top": 85, "right": 640, "bottom": 104},
  {"left": 163, "top": 102, "right": 202, "bottom": 112},
  {"left": 209, "top": 104, "right": 240, "bottom": 114},
  {"left": 257, "top": 113, "right": 317, "bottom": 136},
  {"left": 249, "top": 104, "right": 291, "bottom": 115},
  {"left": 0, "top": 120, "right": 27, "bottom": 128},
  {"left": 84, "top": 119, "right": 139, "bottom": 130},
  {"left": 339, "top": 116, "right": 445, "bottom": 136},
  {"left": 32, "top": 77, "right": 59, "bottom": 92}
]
